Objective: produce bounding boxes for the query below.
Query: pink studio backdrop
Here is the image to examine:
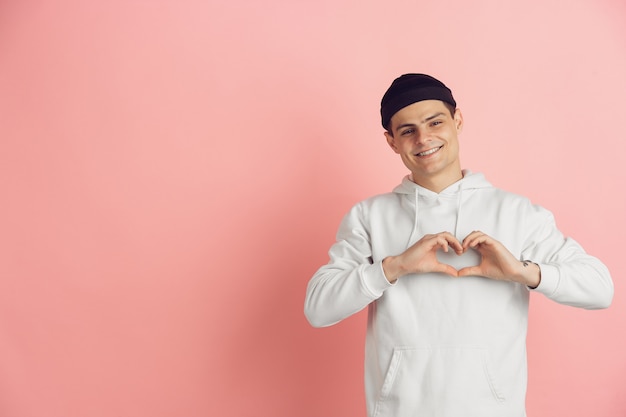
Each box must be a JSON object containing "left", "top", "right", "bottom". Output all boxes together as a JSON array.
[{"left": 0, "top": 1, "right": 624, "bottom": 416}]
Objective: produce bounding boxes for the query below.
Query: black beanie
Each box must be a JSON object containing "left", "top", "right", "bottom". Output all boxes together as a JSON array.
[{"left": 380, "top": 73, "right": 456, "bottom": 129}]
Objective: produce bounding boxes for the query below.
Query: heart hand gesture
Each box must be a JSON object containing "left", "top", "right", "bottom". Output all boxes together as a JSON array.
[{"left": 383, "top": 230, "right": 540, "bottom": 288}]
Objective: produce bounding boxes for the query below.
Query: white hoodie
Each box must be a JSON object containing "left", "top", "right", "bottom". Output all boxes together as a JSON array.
[{"left": 304, "top": 171, "right": 613, "bottom": 417}]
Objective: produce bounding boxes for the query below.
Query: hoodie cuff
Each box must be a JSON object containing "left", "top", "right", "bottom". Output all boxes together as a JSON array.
[
  {"left": 361, "top": 261, "right": 395, "bottom": 297},
  {"left": 529, "top": 263, "right": 560, "bottom": 296}
]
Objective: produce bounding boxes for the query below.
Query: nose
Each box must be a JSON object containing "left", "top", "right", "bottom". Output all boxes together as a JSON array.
[{"left": 414, "top": 126, "right": 431, "bottom": 144}]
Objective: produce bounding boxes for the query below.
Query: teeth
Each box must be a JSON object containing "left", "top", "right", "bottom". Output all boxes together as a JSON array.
[{"left": 418, "top": 147, "right": 440, "bottom": 156}]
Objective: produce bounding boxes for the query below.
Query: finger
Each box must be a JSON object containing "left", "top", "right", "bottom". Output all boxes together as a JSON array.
[
  {"left": 439, "top": 232, "right": 463, "bottom": 253},
  {"left": 457, "top": 266, "right": 482, "bottom": 277},
  {"left": 463, "top": 230, "right": 483, "bottom": 240},
  {"left": 463, "top": 233, "right": 493, "bottom": 250},
  {"left": 448, "top": 240, "right": 464, "bottom": 254},
  {"left": 437, "top": 236, "right": 450, "bottom": 253},
  {"left": 461, "top": 231, "right": 482, "bottom": 248},
  {"left": 431, "top": 234, "right": 455, "bottom": 252},
  {"left": 463, "top": 236, "right": 486, "bottom": 250},
  {"left": 435, "top": 263, "right": 459, "bottom": 277}
]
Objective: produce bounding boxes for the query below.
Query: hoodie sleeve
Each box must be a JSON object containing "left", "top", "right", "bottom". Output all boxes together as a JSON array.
[
  {"left": 304, "top": 203, "right": 394, "bottom": 328},
  {"left": 520, "top": 203, "right": 613, "bottom": 309}
]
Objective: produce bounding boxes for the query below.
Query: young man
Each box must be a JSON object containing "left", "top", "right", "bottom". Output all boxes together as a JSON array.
[{"left": 304, "top": 74, "right": 613, "bottom": 417}]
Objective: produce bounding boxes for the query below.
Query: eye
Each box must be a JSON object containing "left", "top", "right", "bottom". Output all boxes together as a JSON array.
[
  {"left": 401, "top": 128, "right": 415, "bottom": 136},
  {"left": 430, "top": 120, "right": 443, "bottom": 127}
]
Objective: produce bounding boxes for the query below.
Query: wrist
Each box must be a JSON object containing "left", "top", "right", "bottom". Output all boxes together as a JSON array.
[
  {"left": 521, "top": 260, "right": 541, "bottom": 289},
  {"left": 382, "top": 256, "right": 405, "bottom": 283}
]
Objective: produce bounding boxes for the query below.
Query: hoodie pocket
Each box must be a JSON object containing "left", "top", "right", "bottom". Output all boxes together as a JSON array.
[{"left": 373, "top": 347, "right": 506, "bottom": 417}]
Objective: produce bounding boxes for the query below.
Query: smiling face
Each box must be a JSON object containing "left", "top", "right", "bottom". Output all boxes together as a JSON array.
[{"left": 384, "top": 100, "right": 464, "bottom": 193}]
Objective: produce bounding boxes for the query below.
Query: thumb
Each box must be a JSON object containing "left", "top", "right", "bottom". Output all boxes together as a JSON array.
[
  {"left": 436, "top": 263, "right": 459, "bottom": 277},
  {"left": 457, "top": 265, "right": 482, "bottom": 277}
]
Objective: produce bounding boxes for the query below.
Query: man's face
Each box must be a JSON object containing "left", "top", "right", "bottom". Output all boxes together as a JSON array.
[{"left": 384, "top": 100, "right": 463, "bottom": 191}]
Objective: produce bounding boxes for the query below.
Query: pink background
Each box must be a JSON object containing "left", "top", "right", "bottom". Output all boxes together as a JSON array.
[{"left": 1, "top": 1, "right": 624, "bottom": 416}]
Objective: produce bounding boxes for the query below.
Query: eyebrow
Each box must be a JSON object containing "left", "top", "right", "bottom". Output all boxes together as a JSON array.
[{"left": 394, "top": 112, "right": 446, "bottom": 132}]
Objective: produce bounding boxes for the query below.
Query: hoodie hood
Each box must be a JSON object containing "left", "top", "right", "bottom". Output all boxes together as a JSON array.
[
  {"left": 392, "top": 169, "right": 492, "bottom": 196},
  {"left": 392, "top": 170, "right": 493, "bottom": 243}
]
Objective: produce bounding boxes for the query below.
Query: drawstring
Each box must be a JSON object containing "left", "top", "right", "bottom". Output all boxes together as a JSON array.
[
  {"left": 407, "top": 189, "right": 420, "bottom": 246},
  {"left": 455, "top": 186, "right": 463, "bottom": 239}
]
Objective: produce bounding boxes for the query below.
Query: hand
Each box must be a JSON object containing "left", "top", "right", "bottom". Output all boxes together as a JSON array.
[
  {"left": 383, "top": 232, "right": 463, "bottom": 283},
  {"left": 457, "top": 231, "right": 541, "bottom": 287}
]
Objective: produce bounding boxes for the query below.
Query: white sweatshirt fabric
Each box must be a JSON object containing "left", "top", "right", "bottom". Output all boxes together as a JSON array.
[{"left": 304, "top": 170, "right": 613, "bottom": 417}]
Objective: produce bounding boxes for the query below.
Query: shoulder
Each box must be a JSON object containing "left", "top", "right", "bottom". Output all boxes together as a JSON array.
[
  {"left": 486, "top": 186, "right": 530, "bottom": 203},
  {"left": 353, "top": 191, "right": 403, "bottom": 212},
  {"left": 479, "top": 185, "right": 554, "bottom": 221},
  {"left": 339, "top": 191, "right": 404, "bottom": 227}
]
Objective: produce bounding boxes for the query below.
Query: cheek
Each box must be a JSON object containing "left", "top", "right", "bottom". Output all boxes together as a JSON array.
[
  {"left": 388, "top": 139, "right": 406, "bottom": 154},
  {"left": 399, "top": 154, "right": 415, "bottom": 170},
  {"left": 446, "top": 134, "right": 459, "bottom": 148},
  {"left": 399, "top": 138, "right": 415, "bottom": 151}
]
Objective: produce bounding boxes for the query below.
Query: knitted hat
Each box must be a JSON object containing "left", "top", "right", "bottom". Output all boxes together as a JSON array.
[{"left": 380, "top": 73, "right": 456, "bottom": 129}]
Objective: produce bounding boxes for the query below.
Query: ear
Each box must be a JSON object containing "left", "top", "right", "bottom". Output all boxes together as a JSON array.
[
  {"left": 454, "top": 108, "right": 464, "bottom": 133},
  {"left": 384, "top": 131, "right": 400, "bottom": 154}
]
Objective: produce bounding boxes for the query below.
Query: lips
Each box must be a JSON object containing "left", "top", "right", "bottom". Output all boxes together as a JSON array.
[{"left": 416, "top": 146, "right": 443, "bottom": 157}]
